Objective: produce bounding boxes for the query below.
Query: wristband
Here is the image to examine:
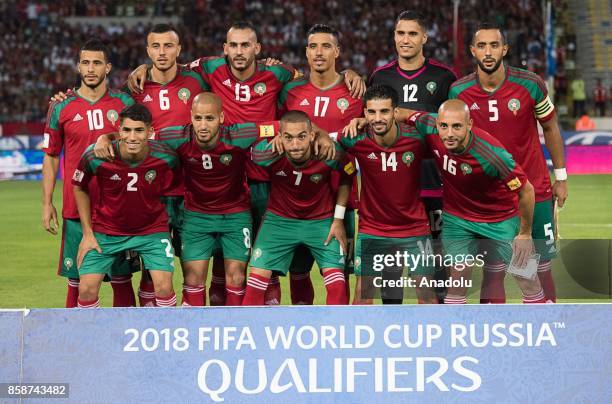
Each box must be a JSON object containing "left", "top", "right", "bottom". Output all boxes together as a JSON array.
[
  {"left": 334, "top": 204, "right": 346, "bottom": 220},
  {"left": 554, "top": 168, "right": 567, "bottom": 181}
]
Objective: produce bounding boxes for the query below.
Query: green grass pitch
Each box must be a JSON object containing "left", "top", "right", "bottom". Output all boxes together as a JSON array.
[{"left": 0, "top": 175, "right": 610, "bottom": 308}]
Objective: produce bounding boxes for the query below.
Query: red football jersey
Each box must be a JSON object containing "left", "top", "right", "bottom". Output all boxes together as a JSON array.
[
  {"left": 251, "top": 140, "right": 355, "bottom": 220},
  {"left": 189, "top": 57, "right": 299, "bottom": 182},
  {"left": 449, "top": 66, "right": 555, "bottom": 202},
  {"left": 72, "top": 141, "right": 178, "bottom": 235},
  {"left": 43, "top": 89, "right": 134, "bottom": 219},
  {"left": 413, "top": 113, "right": 528, "bottom": 222},
  {"left": 157, "top": 121, "right": 279, "bottom": 214},
  {"left": 278, "top": 76, "right": 363, "bottom": 209},
  {"left": 338, "top": 123, "right": 430, "bottom": 238}
]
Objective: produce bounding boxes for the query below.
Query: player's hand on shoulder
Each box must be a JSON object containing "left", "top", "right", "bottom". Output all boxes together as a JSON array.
[
  {"left": 94, "top": 134, "right": 115, "bottom": 161},
  {"left": 42, "top": 203, "right": 59, "bottom": 235},
  {"left": 261, "top": 57, "right": 282, "bottom": 66},
  {"left": 342, "top": 117, "right": 367, "bottom": 138},
  {"left": 49, "top": 88, "right": 72, "bottom": 103},
  {"left": 343, "top": 70, "right": 366, "bottom": 99},
  {"left": 511, "top": 233, "right": 534, "bottom": 269},
  {"left": 314, "top": 133, "right": 336, "bottom": 160},
  {"left": 270, "top": 133, "right": 285, "bottom": 155},
  {"left": 325, "top": 218, "right": 347, "bottom": 255},
  {"left": 77, "top": 233, "right": 102, "bottom": 269},
  {"left": 127, "top": 64, "right": 148, "bottom": 93}
]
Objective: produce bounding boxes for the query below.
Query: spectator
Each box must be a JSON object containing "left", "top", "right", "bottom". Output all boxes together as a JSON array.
[
  {"left": 575, "top": 113, "right": 595, "bottom": 131},
  {"left": 593, "top": 78, "right": 608, "bottom": 117},
  {"left": 570, "top": 73, "right": 586, "bottom": 118}
]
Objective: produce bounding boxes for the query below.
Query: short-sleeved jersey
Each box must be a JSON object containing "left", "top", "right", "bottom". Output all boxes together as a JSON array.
[
  {"left": 278, "top": 75, "right": 363, "bottom": 209},
  {"left": 157, "top": 121, "right": 279, "bottom": 215},
  {"left": 412, "top": 113, "right": 528, "bottom": 223},
  {"left": 448, "top": 65, "right": 555, "bottom": 202},
  {"left": 337, "top": 123, "right": 430, "bottom": 238},
  {"left": 43, "top": 89, "right": 134, "bottom": 219},
  {"left": 189, "top": 57, "right": 299, "bottom": 182},
  {"left": 72, "top": 141, "right": 178, "bottom": 236},
  {"left": 251, "top": 141, "right": 355, "bottom": 220}
]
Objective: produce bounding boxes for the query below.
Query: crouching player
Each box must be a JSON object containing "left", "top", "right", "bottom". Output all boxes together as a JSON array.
[
  {"left": 73, "top": 104, "right": 179, "bottom": 308},
  {"left": 410, "top": 100, "right": 546, "bottom": 304},
  {"left": 243, "top": 110, "right": 354, "bottom": 305}
]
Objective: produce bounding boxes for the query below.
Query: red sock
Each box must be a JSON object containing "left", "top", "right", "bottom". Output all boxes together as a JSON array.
[
  {"left": 264, "top": 274, "right": 281, "bottom": 305},
  {"left": 182, "top": 284, "right": 205, "bottom": 306},
  {"left": 155, "top": 292, "right": 177, "bottom": 307},
  {"left": 290, "top": 273, "right": 314, "bottom": 305},
  {"left": 111, "top": 275, "right": 136, "bottom": 307},
  {"left": 66, "top": 278, "right": 80, "bottom": 308},
  {"left": 522, "top": 289, "right": 546, "bottom": 304},
  {"left": 138, "top": 277, "right": 156, "bottom": 307},
  {"left": 226, "top": 285, "right": 246, "bottom": 306},
  {"left": 480, "top": 264, "right": 506, "bottom": 304},
  {"left": 444, "top": 294, "right": 467, "bottom": 304},
  {"left": 77, "top": 297, "right": 100, "bottom": 308},
  {"left": 323, "top": 268, "right": 347, "bottom": 305},
  {"left": 209, "top": 273, "right": 226, "bottom": 306},
  {"left": 537, "top": 261, "right": 556, "bottom": 303},
  {"left": 242, "top": 273, "right": 269, "bottom": 306}
]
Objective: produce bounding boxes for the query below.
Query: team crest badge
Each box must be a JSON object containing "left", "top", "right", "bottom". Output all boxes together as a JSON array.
[
  {"left": 508, "top": 98, "right": 521, "bottom": 116},
  {"left": 254, "top": 82, "right": 267, "bottom": 95},
  {"left": 107, "top": 109, "right": 118, "bottom": 126},
  {"left": 402, "top": 151, "right": 414, "bottom": 166},
  {"left": 64, "top": 258, "right": 73, "bottom": 269},
  {"left": 426, "top": 81, "right": 437, "bottom": 94},
  {"left": 460, "top": 163, "right": 472, "bottom": 174},
  {"left": 145, "top": 170, "right": 157, "bottom": 184},
  {"left": 310, "top": 173, "right": 323, "bottom": 183},
  {"left": 220, "top": 154, "right": 232, "bottom": 165},
  {"left": 253, "top": 248, "right": 262, "bottom": 261},
  {"left": 337, "top": 98, "right": 349, "bottom": 114},
  {"left": 178, "top": 88, "right": 191, "bottom": 104},
  {"left": 354, "top": 257, "right": 361, "bottom": 268}
]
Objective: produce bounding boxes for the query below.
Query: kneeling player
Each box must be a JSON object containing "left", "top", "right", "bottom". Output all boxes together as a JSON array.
[
  {"left": 410, "top": 100, "right": 546, "bottom": 304},
  {"left": 73, "top": 104, "right": 179, "bottom": 308},
  {"left": 243, "top": 111, "right": 353, "bottom": 305}
]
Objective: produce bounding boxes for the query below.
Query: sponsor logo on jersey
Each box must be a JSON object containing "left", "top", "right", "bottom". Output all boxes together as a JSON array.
[
  {"left": 337, "top": 98, "right": 349, "bottom": 114},
  {"left": 275, "top": 170, "right": 287, "bottom": 176},
  {"left": 43, "top": 133, "right": 50, "bottom": 148},
  {"left": 507, "top": 177, "right": 522, "bottom": 190},
  {"left": 253, "top": 82, "right": 267, "bottom": 95},
  {"left": 508, "top": 98, "right": 521, "bottom": 116},
  {"left": 426, "top": 81, "right": 437, "bottom": 94},
  {"left": 433, "top": 150, "right": 440, "bottom": 157},
  {"left": 178, "top": 88, "right": 191, "bottom": 104},
  {"left": 188, "top": 157, "right": 198, "bottom": 163},
  {"left": 222, "top": 79, "right": 232, "bottom": 88},
  {"left": 145, "top": 170, "right": 157, "bottom": 184},
  {"left": 64, "top": 258, "right": 74, "bottom": 269},
  {"left": 72, "top": 169, "right": 84, "bottom": 182},
  {"left": 344, "top": 162, "right": 356, "bottom": 175},
  {"left": 259, "top": 125, "right": 275, "bottom": 137},
  {"left": 300, "top": 98, "right": 310, "bottom": 106},
  {"left": 402, "top": 151, "right": 414, "bottom": 166},
  {"left": 107, "top": 109, "right": 118, "bottom": 126},
  {"left": 367, "top": 152, "right": 378, "bottom": 160},
  {"left": 73, "top": 113, "right": 83, "bottom": 122},
  {"left": 110, "top": 174, "right": 121, "bottom": 181},
  {"left": 220, "top": 154, "right": 232, "bottom": 165},
  {"left": 253, "top": 248, "right": 262, "bottom": 260},
  {"left": 310, "top": 173, "right": 323, "bottom": 183},
  {"left": 460, "top": 163, "right": 472, "bottom": 174},
  {"left": 143, "top": 94, "right": 153, "bottom": 103},
  {"left": 470, "top": 102, "right": 480, "bottom": 110}
]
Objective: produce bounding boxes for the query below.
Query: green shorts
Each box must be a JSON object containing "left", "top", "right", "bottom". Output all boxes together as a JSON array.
[
  {"left": 58, "top": 219, "right": 133, "bottom": 278},
  {"left": 442, "top": 212, "right": 519, "bottom": 264},
  {"left": 79, "top": 232, "right": 175, "bottom": 276},
  {"left": 290, "top": 209, "right": 356, "bottom": 274},
  {"left": 532, "top": 199, "right": 557, "bottom": 261},
  {"left": 161, "top": 196, "right": 184, "bottom": 257},
  {"left": 249, "top": 181, "right": 270, "bottom": 232},
  {"left": 182, "top": 210, "right": 252, "bottom": 262},
  {"left": 249, "top": 212, "right": 345, "bottom": 275},
  {"left": 354, "top": 233, "right": 435, "bottom": 277}
]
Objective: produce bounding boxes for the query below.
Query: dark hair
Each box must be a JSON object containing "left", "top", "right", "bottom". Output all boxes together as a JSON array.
[
  {"left": 473, "top": 21, "right": 506, "bottom": 44},
  {"left": 148, "top": 23, "right": 180, "bottom": 44},
  {"left": 280, "top": 110, "right": 312, "bottom": 129},
  {"left": 119, "top": 104, "right": 152, "bottom": 126},
  {"left": 363, "top": 85, "right": 399, "bottom": 108},
  {"left": 307, "top": 24, "right": 340, "bottom": 44},
  {"left": 80, "top": 38, "right": 111, "bottom": 63},
  {"left": 228, "top": 21, "right": 259, "bottom": 40},
  {"left": 396, "top": 10, "right": 428, "bottom": 31}
]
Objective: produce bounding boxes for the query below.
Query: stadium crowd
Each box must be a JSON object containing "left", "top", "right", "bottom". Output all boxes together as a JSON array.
[{"left": 0, "top": 0, "right": 546, "bottom": 123}]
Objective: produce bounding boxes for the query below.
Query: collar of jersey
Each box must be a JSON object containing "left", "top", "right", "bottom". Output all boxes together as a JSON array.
[
  {"left": 73, "top": 87, "right": 109, "bottom": 105},
  {"left": 367, "top": 122, "right": 401, "bottom": 149},
  {"left": 448, "top": 131, "right": 474, "bottom": 156},
  {"left": 476, "top": 63, "right": 508, "bottom": 95},
  {"left": 113, "top": 141, "right": 151, "bottom": 167}
]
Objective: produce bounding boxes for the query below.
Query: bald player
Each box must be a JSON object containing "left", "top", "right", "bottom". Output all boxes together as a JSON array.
[{"left": 409, "top": 100, "right": 547, "bottom": 304}]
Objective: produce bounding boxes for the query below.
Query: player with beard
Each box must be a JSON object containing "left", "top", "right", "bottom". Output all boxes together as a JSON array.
[
  {"left": 448, "top": 22, "right": 567, "bottom": 303},
  {"left": 42, "top": 39, "right": 136, "bottom": 308}
]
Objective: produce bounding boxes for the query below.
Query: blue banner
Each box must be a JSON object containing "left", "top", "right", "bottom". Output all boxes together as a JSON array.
[
  {"left": 0, "top": 311, "right": 23, "bottom": 383},
  {"left": 1, "top": 305, "right": 610, "bottom": 403}
]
